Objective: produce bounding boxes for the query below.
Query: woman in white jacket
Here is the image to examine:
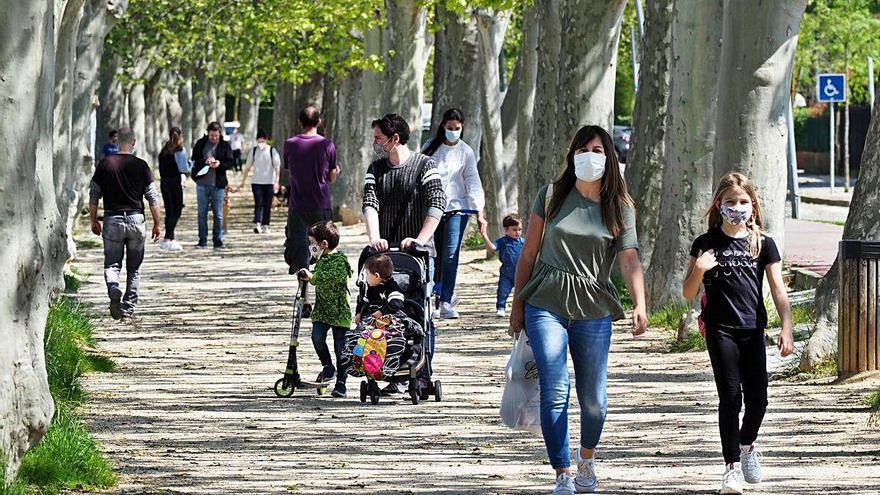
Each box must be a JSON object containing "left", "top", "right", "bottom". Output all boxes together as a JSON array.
[{"left": 423, "top": 108, "right": 487, "bottom": 319}]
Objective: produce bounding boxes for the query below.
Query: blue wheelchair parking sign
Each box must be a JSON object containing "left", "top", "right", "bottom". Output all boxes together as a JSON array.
[{"left": 817, "top": 73, "right": 846, "bottom": 102}]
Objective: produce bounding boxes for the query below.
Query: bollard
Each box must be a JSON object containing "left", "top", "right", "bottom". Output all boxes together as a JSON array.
[{"left": 838, "top": 240, "right": 880, "bottom": 376}]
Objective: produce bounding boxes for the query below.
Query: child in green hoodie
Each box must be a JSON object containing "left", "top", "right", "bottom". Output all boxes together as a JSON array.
[{"left": 297, "top": 220, "right": 353, "bottom": 398}]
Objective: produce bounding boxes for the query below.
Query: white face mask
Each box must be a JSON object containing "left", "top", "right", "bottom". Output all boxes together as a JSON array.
[
  {"left": 573, "top": 151, "right": 606, "bottom": 182},
  {"left": 308, "top": 242, "right": 324, "bottom": 261},
  {"left": 444, "top": 128, "right": 462, "bottom": 143},
  {"left": 258, "top": 141, "right": 268, "bottom": 149}
]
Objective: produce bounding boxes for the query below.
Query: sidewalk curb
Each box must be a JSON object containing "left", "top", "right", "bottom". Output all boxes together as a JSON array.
[{"left": 800, "top": 194, "right": 851, "bottom": 207}]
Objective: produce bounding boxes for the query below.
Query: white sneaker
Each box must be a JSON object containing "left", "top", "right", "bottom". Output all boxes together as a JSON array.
[
  {"left": 168, "top": 240, "right": 183, "bottom": 251},
  {"left": 552, "top": 472, "right": 576, "bottom": 495},
  {"left": 253, "top": 223, "right": 261, "bottom": 234},
  {"left": 720, "top": 463, "right": 745, "bottom": 494},
  {"left": 439, "top": 302, "right": 460, "bottom": 319},
  {"left": 574, "top": 450, "right": 598, "bottom": 493},
  {"left": 496, "top": 309, "right": 506, "bottom": 317},
  {"left": 740, "top": 445, "right": 762, "bottom": 484},
  {"left": 260, "top": 224, "right": 270, "bottom": 234},
  {"left": 159, "top": 240, "right": 172, "bottom": 250}
]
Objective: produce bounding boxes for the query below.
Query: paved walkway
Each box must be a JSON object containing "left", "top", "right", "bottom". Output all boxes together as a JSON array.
[
  {"left": 784, "top": 218, "right": 843, "bottom": 277},
  {"left": 73, "top": 187, "right": 879, "bottom": 494}
]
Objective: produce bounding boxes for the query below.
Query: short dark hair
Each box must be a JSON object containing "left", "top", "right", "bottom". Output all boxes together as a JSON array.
[
  {"left": 109, "top": 129, "right": 118, "bottom": 139},
  {"left": 364, "top": 255, "right": 394, "bottom": 280},
  {"left": 307, "top": 220, "right": 340, "bottom": 250},
  {"left": 206, "top": 121, "right": 222, "bottom": 133},
  {"left": 502, "top": 214, "right": 522, "bottom": 229},
  {"left": 256, "top": 128, "right": 268, "bottom": 140},
  {"left": 371, "top": 113, "right": 410, "bottom": 145},
  {"left": 299, "top": 105, "right": 321, "bottom": 129}
]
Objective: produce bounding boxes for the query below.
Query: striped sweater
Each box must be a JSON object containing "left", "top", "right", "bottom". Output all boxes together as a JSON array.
[{"left": 362, "top": 153, "right": 447, "bottom": 255}]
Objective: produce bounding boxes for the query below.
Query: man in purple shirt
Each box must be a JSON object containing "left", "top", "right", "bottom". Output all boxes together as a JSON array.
[{"left": 283, "top": 105, "right": 340, "bottom": 274}]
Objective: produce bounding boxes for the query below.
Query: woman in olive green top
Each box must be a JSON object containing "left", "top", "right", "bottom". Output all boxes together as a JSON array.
[{"left": 509, "top": 125, "right": 647, "bottom": 495}]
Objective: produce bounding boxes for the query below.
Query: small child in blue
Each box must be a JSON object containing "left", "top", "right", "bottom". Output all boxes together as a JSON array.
[{"left": 482, "top": 213, "right": 524, "bottom": 317}]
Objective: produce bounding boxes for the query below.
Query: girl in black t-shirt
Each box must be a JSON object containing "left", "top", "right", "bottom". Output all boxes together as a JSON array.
[{"left": 683, "top": 172, "right": 794, "bottom": 495}]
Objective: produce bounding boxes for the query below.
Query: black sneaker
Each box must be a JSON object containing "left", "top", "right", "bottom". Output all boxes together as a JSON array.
[
  {"left": 213, "top": 242, "right": 225, "bottom": 250},
  {"left": 195, "top": 242, "right": 208, "bottom": 249},
  {"left": 109, "top": 287, "right": 123, "bottom": 320},
  {"left": 316, "top": 366, "right": 336, "bottom": 383},
  {"left": 331, "top": 382, "right": 347, "bottom": 398}
]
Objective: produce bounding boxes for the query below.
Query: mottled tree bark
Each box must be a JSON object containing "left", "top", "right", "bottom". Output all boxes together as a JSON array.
[
  {"left": 642, "top": 0, "right": 723, "bottom": 311},
  {"left": 475, "top": 9, "right": 511, "bottom": 239},
  {"left": 555, "top": 0, "right": 626, "bottom": 140},
  {"left": 525, "top": 0, "right": 624, "bottom": 221},
  {"left": 514, "top": 2, "right": 539, "bottom": 218},
  {"left": 178, "top": 72, "right": 194, "bottom": 149},
  {"left": 333, "top": 26, "right": 384, "bottom": 222},
  {"left": 803, "top": 95, "right": 880, "bottom": 370},
  {"left": 96, "top": 50, "right": 125, "bottom": 158},
  {"left": 383, "top": 0, "right": 429, "bottom": 146},
  {"left": 712, "top": 0, "right": 806, "bottom": 249},
  {"left": 626, "top": 0, "right": 673, "bottom": 273},
  {"left": 431, "top": 5, "right": 482, "bottom": 149},
  {"left": 0, "top": 1, "right": 61, "bottom": 482},
  {"left": 523, "top": 0, "right": 562, "bottom": 220},
  {"left": 238, "top": 84, "right": 261, "bottom": 147}
]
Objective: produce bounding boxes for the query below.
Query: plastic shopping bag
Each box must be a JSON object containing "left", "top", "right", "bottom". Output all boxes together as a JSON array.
[{"left": 499, "top": 334, "right": 542, "bottom": 433}]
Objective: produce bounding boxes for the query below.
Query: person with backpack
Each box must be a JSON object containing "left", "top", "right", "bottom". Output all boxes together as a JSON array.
[{"left": 238, "top": 129, "right": 281, "bottom": 234}]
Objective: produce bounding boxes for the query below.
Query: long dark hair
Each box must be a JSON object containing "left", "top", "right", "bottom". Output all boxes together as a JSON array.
[
  {"left": 546, "top": 125, "right": 635, "bottom": 238},
  {"left": 423, "top": 108, "right": 465, "bottom": 156},
  {"left": 160, "top": 126, "right": 184, "bottom": 156}
]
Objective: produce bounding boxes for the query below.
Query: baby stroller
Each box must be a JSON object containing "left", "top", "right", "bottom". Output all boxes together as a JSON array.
[{"left": 348, "top": 245, "right": 442, "bottom": 405}]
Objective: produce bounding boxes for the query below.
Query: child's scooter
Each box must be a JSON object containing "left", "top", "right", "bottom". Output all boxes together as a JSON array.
[{"left": 273, "top": 273, "right": 329, "bottom": 397}]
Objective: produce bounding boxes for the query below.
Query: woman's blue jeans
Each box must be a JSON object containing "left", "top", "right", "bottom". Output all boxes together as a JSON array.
[
  {"left": 434, "top": 213, "right": 469, "bottom": 303},
  {"left": 524, "top": 303, "right": 612, "bottom": 469}
]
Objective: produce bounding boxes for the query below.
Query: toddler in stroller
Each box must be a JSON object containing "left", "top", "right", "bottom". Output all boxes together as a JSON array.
[{"left": 342, "top": 246, "right": 443, "bottom": 405}]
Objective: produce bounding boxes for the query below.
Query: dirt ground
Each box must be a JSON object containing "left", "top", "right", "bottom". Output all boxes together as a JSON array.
[{"left": 73, "top": 186, "right": 880, "bottom": 494}]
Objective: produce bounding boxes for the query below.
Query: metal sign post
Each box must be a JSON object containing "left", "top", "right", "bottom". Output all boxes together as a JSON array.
[
  {"left": 817, "top": 73, "right": 847, "bottom": 194},
  {"left": 787, "top": 98, "right": 801, "bottom": 219}
]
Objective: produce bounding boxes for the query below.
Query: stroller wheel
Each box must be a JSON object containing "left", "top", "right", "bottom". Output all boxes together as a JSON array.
[
  {"left": 370, "top": 391, "right": 380, "bottom": 405},
  {"left": 433, "top": 380, "right": 443, "bottom": 402},
  {"left": 274, "top": 378, "right": 294, "bottom": 398},
  {"left": 408, "top": 378, "right": 420, "bottom": 405},
  {"left": 359, "top": 381, "right": 368, "bottom": 403}
]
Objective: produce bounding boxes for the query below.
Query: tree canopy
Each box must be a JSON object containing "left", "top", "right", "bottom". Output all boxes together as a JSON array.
[{"left": 795, "top": 0, "right": 880, "bottom": 104}]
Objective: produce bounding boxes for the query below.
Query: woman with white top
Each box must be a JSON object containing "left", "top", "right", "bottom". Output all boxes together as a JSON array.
[
  {"left": 238, "top": 128, "right": 281, "bottom": 233},
  {"left": 423, "top": 108, "right": 487, "bottom": 319}
]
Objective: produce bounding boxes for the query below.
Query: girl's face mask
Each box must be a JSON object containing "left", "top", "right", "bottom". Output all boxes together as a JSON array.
[{"left": 720, "top": 203, "right": 752, "bottom": 225}]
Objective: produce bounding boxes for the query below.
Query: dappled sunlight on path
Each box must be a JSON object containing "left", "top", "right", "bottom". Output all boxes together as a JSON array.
[{"left": 74, "top": 186, "right": 880, "bottom": 494}]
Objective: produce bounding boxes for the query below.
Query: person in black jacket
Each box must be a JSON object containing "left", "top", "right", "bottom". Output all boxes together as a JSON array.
[
  {"left": 355, "top": 255, "right": 405, "bottom": 324},
  {"left": 191, "top": 121, "right": 235, "bottom": 248}
]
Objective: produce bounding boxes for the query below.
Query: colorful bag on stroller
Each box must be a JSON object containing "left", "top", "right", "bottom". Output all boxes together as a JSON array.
[{"left": 342, "top": 314, "right": 409, "bottom": 380}]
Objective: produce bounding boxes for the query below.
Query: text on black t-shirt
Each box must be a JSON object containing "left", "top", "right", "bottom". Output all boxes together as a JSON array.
[{"left": 689, "top": 228, "right": 781, "bottom": 330}]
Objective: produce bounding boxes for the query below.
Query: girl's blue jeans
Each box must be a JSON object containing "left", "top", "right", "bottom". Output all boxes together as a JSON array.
[{"left": 524, "top": 303, "right": 612, "bottom": 469}]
